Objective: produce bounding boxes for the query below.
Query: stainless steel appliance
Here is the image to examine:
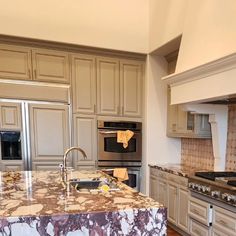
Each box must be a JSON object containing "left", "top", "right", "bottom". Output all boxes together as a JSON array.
[
  {"left": 188, "top": 171, "right": 236, "bottom": 211},
  {"left": 97, "top": 120, "right": 142, "bottom": 162},
  {"left": 97, "top": 120, "right": 142, "bottom": 191}
]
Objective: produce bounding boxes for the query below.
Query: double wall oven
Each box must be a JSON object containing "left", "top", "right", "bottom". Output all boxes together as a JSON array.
[{"left": 97, "top": 120, "right": 142, "bottom": 191}]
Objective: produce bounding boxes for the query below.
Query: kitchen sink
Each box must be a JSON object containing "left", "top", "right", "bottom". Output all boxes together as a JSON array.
[{"left": 69, "top": 178, "right": 120, "bottom": 192}]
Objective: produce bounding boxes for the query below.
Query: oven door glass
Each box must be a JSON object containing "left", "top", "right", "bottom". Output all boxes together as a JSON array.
[
  {"left": 98, "top": 130, "right": 141, "bottom": 161},
  {"left": 104, "top": 137, "right": 136, "bottom": 153}
]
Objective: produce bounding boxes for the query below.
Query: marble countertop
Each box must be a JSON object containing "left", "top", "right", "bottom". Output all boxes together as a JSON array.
[
  {"left": 0, "top": 170, "right": 167, "bottom": 236},
  {"left": 149, "top": 163, "right": 212, "bottom": 178}
]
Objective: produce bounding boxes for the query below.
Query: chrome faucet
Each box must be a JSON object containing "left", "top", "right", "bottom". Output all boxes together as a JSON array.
[{"left": 60, "top": 146, "right": 87, "bottom": 185}]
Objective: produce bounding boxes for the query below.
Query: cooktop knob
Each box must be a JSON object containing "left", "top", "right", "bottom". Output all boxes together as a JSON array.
[
  {"left": 222, "top": 193, "right": 234, "bottom": 202},
  {"left": 202, "top": 186, "right": 210, "bottom": 193},
  {"left": 211, "top": 190, "right": 220, "bottom": 198}
]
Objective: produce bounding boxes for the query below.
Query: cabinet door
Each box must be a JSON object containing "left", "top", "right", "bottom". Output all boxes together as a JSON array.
[
  {"left": 158, "top": 179, "right": 168, "bottom": 207},
  {"left": 178, "top": 187, "right": 189, "bottom": 233},
  {"left": 96, "top": 57, "right": 119, "bottom": 115},
  {"left": 32, "top": 49, "right": 70, "bottom": 83},
  {"left": 0, "top": 102, "right": 22, "bottom": 130},
  {"left": 32, "top": 162, "right": 63, "bottom": 171},
  {"left": 120, "top": 60, "right": 143, "bottom": 117},
  {"left": 149, "top": 174, "right": 158, "bottom": 201},
  {"left": 72, "top": 54, "right": 96, "bottom": 114},
  {"left": 168, "top": 182, "right": 178, "bottom": 225},
  {"left": 29, "top": 104, "right": 69, "bottom": 164},
  {"left": 0, "top": 44, "right": 32, "bottom": 80},
  {"left": 1, "top": 161, "right": 24, "bottom": 171},
  {"left": 73, "top": 115, "right": 97, "bottom": 168}
]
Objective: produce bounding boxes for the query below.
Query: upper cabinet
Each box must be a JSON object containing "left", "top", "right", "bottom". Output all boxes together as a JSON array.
[
  {"left": 72, "top": 54, "right": 96, "bottom": 114},
  {"left": 32, "top": 49, "right": 70, "bottom": 83},
  {"left": 120, "top": 60, "right": 143, "bottom": 117},
  {"left": 0, "top": 44, "right": 31, "bottom": 81},
  {"left": 0, "top": 102, "right": 22, "bottom": 130},
  {"left": 97, "top": 57, "right": 143, "bottom": 118},
  {"left": 0, "top": 44, "right": 70, "bottom": 84},
  {"left": 167, "top": 88, "right": 211, "bottom": 138},
  {"left": 96, "top": 57, "right": 120, "bottom": 116}
]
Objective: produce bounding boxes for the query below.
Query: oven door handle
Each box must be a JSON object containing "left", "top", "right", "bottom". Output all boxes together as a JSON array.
[{"left": 98, "top": 130, "right": 118, "bottom": 134}]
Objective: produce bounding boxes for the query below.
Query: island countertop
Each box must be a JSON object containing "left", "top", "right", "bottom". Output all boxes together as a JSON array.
[{"left": 0, "top": 170, "right": 167, "bottom": 236}]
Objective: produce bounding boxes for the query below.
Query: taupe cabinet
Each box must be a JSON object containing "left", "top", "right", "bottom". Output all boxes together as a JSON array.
[
  {"left": 167, "top": 88, "right": 211, "bottom": 138},
  {"left": 0, "top": 44, "right": 70, "bottom": 83},
  {"left": 0, "top": 101, "right": 23, "bottom": 171},
  {"left": 72, "top": 55, "right": 144, "bottom": 118},
  {"left": 97, "top": 57, "right": 143, "bottom": 117},
  {"left": 72, "top": 54, "right": 96, "bottom": 114},
  {"left": 29, "top": 103, "right": 70, "bottom": 170},
  {"left": 0, "top": 102, "right": 22, "bottom": 130},
  {"left": 149, "top": 167, "right": 189, "bottom": 234},
  {"left": 73, "top": 114, "right": 97, "bottom": 169}
]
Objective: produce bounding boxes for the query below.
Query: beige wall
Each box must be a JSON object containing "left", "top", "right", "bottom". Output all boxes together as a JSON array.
[
  {"left": 143, "top": 54, "right": 181, "bottom": 193},
  {"left": 176, "top": 0, "right": 236, "bottom": 72},
  {"left": 0, "top": 0, "right": 148, "bottom": 53},
  {"left": 149, "top": 0, "right": 187, "bottom": 53}
]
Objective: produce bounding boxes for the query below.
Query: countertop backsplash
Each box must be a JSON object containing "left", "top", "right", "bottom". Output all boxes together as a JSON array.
[
  {"left": 181, "top": 138, "right": 214, "bottom": 170},
  {"left": 181, "top": 104, "right": 236, "bottom": 171},
  {"left": 226, "top": 105, "right": 236, "bottom": 171}
]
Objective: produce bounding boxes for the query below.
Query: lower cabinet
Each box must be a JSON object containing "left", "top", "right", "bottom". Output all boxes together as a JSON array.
[
  {"left": 32, "top": 162, "right": 63, "bottom": 171},
  {"left": 189, "top": 218, "right": 211, "bottom": 236},
  {"left": 29, "top": 103, "right": 70, "bottom": 170},
  {"left": 149, "top": 167, "right": 189, "bottom": 234},
  {"left": 1, "top": 161, "right": 24, "bottom": 171},
  {"left": 73, "top": 114, "right": 97, "bottom": 170}
]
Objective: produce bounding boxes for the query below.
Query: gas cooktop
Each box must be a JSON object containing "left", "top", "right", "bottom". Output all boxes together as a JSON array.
[
  {"left": 189, "top": 171, "right": 236, "bottom": 206},
  {"left": 195, "top": 171, "right": 236, "bottom": 186}
]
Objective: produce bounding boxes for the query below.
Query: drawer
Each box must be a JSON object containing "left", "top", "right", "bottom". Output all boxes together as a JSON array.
[
  {"left": 189, "top": 219, "right": 211, "bottom": 236},
  {"left": 168, "top": 173, "right": 188, "bottom": 187},
  {"left": 149, "top": 167, "right": 158, "bottom": 177},
  {"left": 189, "top": 196, "right": 212, "bottom": 226},
  {"left": 212, "top": 206, "right": 236, "bottom": 235},
  {"left": 212, "top": 227, "right": 232, "bottom": 236},
  {"left": 157, "top": 170, "right": 168, "bottom": 179}
]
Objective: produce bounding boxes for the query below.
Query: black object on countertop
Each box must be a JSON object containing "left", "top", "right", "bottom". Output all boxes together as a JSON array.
[{"left": 227, "top": 180, "right": 236, "bottom": 187}]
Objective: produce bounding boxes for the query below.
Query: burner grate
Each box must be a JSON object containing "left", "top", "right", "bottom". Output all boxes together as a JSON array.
[{"left": 195, "top": 171, "right": 236, "bottom": 181}]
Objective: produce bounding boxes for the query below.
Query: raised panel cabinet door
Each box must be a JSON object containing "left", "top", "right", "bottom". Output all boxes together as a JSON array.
[
  {"left": 149, "top": 174, "right": 158, "bottom": 201},
  {"left": 177, "top": 187, "right": 189, "bottom": 233},
  {"left": 32, "top": 49, "right": 70, "bottom": 83},
  {"left": 1, "top": 162, "right": 24, "bottom": 171},
  {"left": 167, "top": 183, "right": 178, "bottom": 225},
  {"left": 72, "top": 54, "right": 96, "bottom": 114},
  {"left": 32, "top": 162, "right": 66, "bottom": 171},
  {"left": 96, "top": 57, "right": 119, "bottom": 116},
  {"left": 29, "top": 104, "right": 69, "bottom": 162},
  {"left": 73, "top": 115, "right": 97, "bottom": 167},
  {"left": 120, "top": 60, "right": 143, "bottom": 117},
  {"left": 158, "top": 179, "right": 168, "bottom": 207},
  {"left": 0, "top": 102, "right": 22, "bottom": 130},
  {"left": 0, "top": 44, "right": 32, "bottom": 80}
]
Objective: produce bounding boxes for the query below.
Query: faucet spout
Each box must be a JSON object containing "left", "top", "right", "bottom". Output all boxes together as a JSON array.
[{"left": 61, "top": 146, "right": 87, "bottom": 185}]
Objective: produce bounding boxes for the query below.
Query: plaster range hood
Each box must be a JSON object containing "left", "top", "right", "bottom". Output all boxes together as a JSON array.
[
  {"left": 162, "top": 52, "right": 236, "bottom": 105},
  {"left": 162, "top": 53, "right": 236, "bottom": 171}
]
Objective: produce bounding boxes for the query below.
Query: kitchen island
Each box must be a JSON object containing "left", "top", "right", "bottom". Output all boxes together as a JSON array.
[{"left": 0, "top": 170, "right": 167, "bottom": 236}]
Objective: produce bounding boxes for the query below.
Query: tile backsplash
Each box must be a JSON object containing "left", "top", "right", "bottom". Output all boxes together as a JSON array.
[
  {"left": 225, "top": 105, "right": 236, "bottom": 171},
  {"left": 181, "top": 104, "right": 236, "bottom": 171},
  {"left": 181, "top": 138, "right": 214, "bottom": 170}
]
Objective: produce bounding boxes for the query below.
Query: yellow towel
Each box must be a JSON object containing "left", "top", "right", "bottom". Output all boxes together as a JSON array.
[
  {"left": 117, "top": 130, "right": 134, "bottom": 148},
  {"left": 113, "top": 168, "right": 129, "bottom": 181}
]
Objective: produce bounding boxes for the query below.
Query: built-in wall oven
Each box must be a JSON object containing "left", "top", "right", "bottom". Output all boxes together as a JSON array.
[{"left": 97, "top": 120, "right": 142, "bottom": 191}]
